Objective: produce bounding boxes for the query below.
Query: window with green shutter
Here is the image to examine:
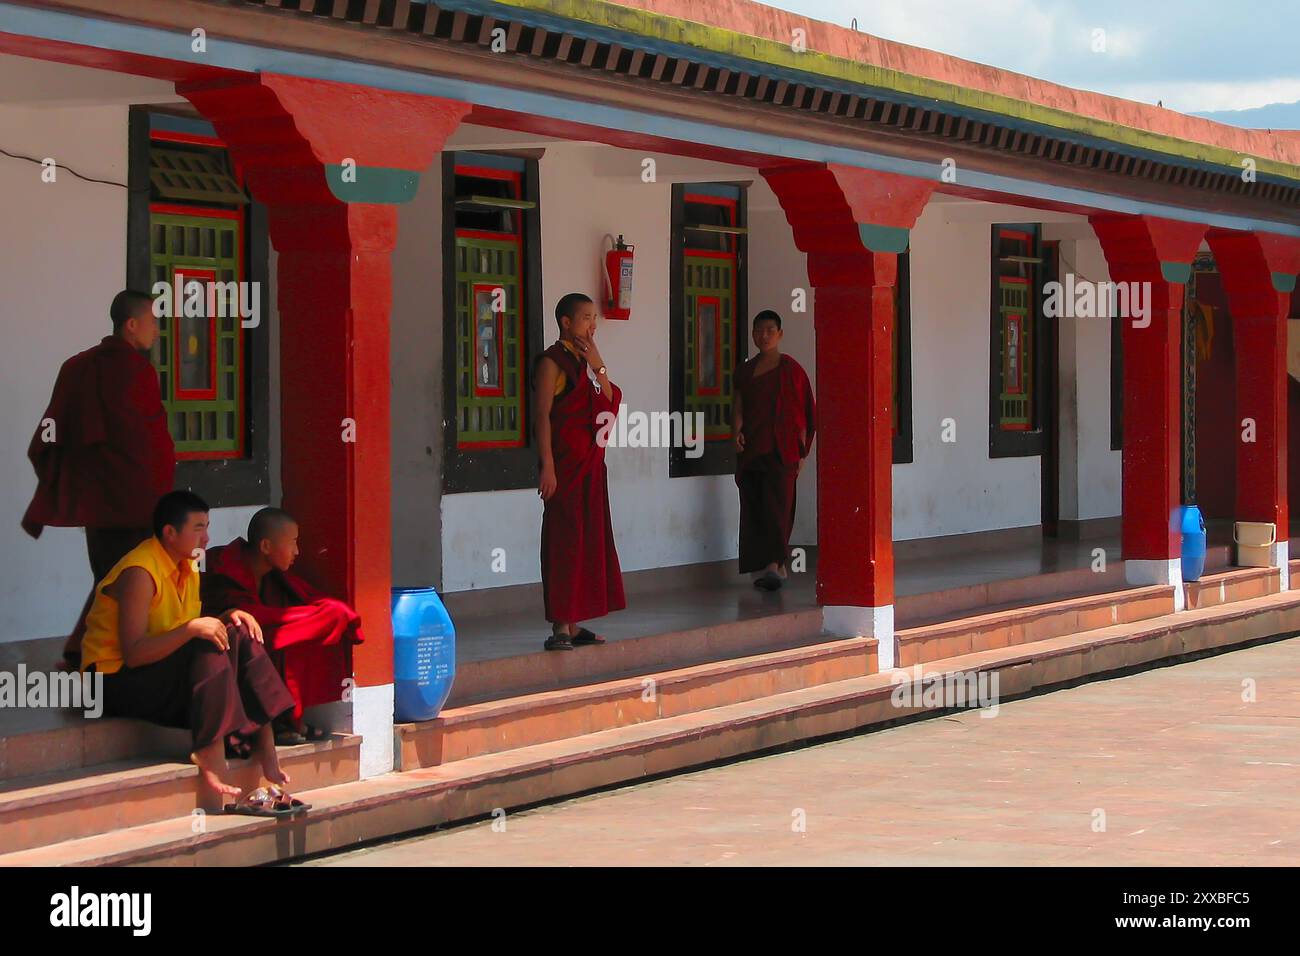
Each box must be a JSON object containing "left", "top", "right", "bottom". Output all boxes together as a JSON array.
[
  {"left": 441, "top": 151, "right": 544, "bottom": 494},
  {"left": 145, "top": 128, "right": 249, "bottom": 460},
  {"left": 989, "top": 223, "right": 1046, "bottom": 458},
  {"left": 670, "top": 183, "right": 748, "bottom": 478}
]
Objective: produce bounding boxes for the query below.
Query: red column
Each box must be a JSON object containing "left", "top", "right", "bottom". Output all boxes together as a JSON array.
[
  {"left": 1207, "top": 231, "right": 1300, "bottom": 556},
  {"left": 1091, "top": 215, "right": 1205, "bottom": 585},
  {"left": 761, "top": 164, "right": 931, "bottom": 661},
  {"left": 181, "top": 75, "right": 470, "bottom": 699}
]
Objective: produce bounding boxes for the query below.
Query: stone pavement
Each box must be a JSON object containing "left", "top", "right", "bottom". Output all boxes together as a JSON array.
[{"left": 299, "top": 637, "right": 1300, "bottom": 866}]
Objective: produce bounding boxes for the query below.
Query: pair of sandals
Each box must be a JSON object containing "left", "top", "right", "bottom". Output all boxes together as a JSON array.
[
  {"left": 274, "top": 724, "right": 331, "bottom": 747},
  {"left": 223, "top": 783, "right": 311, "bottom": 818},
  {"left": 544, "top": 627, "right": 606, "bottom": 651}
]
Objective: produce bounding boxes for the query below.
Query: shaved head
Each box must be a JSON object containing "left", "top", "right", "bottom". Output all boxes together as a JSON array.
[{"left": 247, "top": 507, "right": 297, "bottom": 548}]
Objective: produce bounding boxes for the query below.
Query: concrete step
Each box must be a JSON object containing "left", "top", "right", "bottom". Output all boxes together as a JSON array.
[
  {"left": 396, "top": 636, "right": 877, "bottom": 770},
  {"left": 0, "top": 734, "right": 361, "bottom": 855},
  {"left": 446, "top": 607, "right": 827, "bottom": 707},
  {"left": 7, "top": 588, "right": 1300, "bottom": 867},
  {"left": 896, "top": 585, "right": 1174, "bottom": 667},
  {"left": 1183, "top": 566, "right": 1280, "bottom": 610},
  {"left": 0, "top": 715, "right": 193, "bottom": 783}
]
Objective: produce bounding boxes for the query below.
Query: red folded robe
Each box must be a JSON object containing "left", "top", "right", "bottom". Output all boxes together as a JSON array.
[
  {"left": 23, "top": 336, "right": 175, "bottom": 537},
  {"left": 201, "top": 539, "right": 364, "bottom": 720}
]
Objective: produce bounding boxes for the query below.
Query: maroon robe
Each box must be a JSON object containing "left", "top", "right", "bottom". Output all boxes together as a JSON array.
[
  {"left": 23, "top": 335, "right": 174, "bottom": 538},
  {"left": 539, "top": 341, "right": 626, "bottom": 624},
  {"left": 201, "top": 539, "right": 363, "bottom": 721},
  {"left": 734, "top": 354, "right": 817, "bottom": 573}
]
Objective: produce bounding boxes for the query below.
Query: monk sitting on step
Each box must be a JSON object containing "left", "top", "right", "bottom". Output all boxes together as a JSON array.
[
  {"left": 82, "top": 490, "right": 294, "bottom": 803},
  {"left": 201, "top": 507, "right": 364, "bottom": 746}
]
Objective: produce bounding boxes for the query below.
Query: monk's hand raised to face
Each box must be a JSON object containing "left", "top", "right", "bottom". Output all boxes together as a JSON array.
[
  {"left": 578, "top": 335, "right": 606, "bottom": 375},
  {"left": 190, "top": 616, "right": 230, "bottom": 651},
  {"left": 539, "top": 461, "right": 558, "bottom": 501},
  {"left": 224, "top": 609, "right": 263, "bottom": 644}
]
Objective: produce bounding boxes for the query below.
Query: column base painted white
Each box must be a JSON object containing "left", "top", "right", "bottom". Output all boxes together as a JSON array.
[
  {"left": 1273, "top": 541, "right": 1290, "bottom": 590},
  {"left": 350, "top": 682, "right": 395, "bottom": 778},
  {"left": 824, "top": 604, "right": 896, "bottom": 670},
  {"left": 1126, "top": 558, "right": 1185, "bottom": 612}
]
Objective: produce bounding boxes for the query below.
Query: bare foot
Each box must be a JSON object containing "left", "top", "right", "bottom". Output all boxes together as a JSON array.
[
  {"left": 254, "top": 723, "right": 291, "bottom": 788},
  {"left": 191, "top": 749, "right": 241, "bottom": 800}
]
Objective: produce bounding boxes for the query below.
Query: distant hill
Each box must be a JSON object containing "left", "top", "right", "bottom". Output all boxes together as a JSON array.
[{"left": 1192, "top": 100, "right": 1300, "bottom": 130}]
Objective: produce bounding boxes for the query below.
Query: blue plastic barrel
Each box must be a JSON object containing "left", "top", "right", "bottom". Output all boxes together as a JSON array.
[
  {"left": 1179, "top": 505, "right": 1207, "bottom": 583},
  {"left": 391, "top": 587, "right": 456, "bottom": 722}
]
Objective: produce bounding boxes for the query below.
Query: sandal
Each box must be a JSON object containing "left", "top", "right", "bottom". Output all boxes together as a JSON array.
[
  {"left": 754, "top": 571, "right": 782, "bottom": 591},
  {"left": 225, "top": 734, "right": 254, "bottom": 760},
  {"left": 571, "top": 627, "right": 606, "bottom": 646},
  {"left": 274, "top": 729, "right": 308, "bottom": 747},
  {"left": 303, "top": 724, "right": 331, "bottom": 742},
  {"left": 544, "top": 632, "right": 575, "bottom": 651},
  {"left": 222, "top": 785, "right": 309, "bottom": 818}
]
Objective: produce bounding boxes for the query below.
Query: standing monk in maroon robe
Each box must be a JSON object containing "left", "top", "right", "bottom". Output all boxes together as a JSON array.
[
  {"left": 733, "top": 310, "right": 817, "bottom": 591},
  {"left": 201, "top": 507, "right": 363, "bottom": 745},
  {"left": 533, "top": 292, "right": 625, "bottom": 651},
  {"left": 23, "top": 290, "right": 175, "bottom": 669}
]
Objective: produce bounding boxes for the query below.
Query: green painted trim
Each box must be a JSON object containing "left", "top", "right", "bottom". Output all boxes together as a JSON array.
[
  {"left": 481, "top": 0, "right": 1300, "bottom": 184},
  {"left": 1161, "top": 261, "right": 1192, "bottom": 284},
  {"left": 1273, "top": 272, "right": 1298, "bottom": 294},
  {"left": 858, "top": 223, "right": 910, "bottom": 253},
  {"left": 325, "top": 164, "right": 421, "bottom": 204}
]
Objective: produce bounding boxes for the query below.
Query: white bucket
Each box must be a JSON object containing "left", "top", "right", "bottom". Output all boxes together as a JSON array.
[{"left": 1234, "top": 521, "right": 1276, "bottom": 568}]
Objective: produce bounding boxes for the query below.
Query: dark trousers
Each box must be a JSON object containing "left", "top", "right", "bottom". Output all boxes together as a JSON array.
[
  {"left": 737, "top": 454, "right": 799, "bottom": 574},
  {"left": 64, "top": 528, "right": 152, "bottom": 661},
  {"left": 98, "top": 630, "right": 295, "bottom": 751}
]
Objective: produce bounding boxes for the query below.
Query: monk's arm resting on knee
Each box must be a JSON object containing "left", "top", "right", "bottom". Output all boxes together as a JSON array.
[
  {"left": 534, "top": 356, "right": 558, "bottom": 500},
  {"left": 218, "top": 608, "right": 263, "bottom": 644},
  {"left": 115, "top": 568, "right": 230, "bottom": 668}
]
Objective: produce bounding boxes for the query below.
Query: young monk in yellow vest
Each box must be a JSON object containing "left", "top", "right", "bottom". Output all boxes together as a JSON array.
[{"left": 82, "top": 490, "right": 296, "bottom": 804}]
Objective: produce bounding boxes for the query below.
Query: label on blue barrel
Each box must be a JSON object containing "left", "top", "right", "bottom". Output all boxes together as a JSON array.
[{"left": 393, "top": 608, "right": 453, "bottom": 687}]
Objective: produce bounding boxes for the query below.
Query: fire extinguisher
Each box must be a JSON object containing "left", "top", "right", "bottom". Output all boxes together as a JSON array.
[{"left": 603, "top": 234, "right": 634, "bottom": 320}]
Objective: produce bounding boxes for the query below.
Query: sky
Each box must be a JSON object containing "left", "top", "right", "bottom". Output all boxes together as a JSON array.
[{"left": 760, "top": 0, "right": 1300, "bottom": 124}]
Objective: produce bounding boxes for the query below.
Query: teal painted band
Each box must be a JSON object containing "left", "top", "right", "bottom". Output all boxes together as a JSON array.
[
  {"left": 1272, "top": 272, "right": 1297, "bottom": 294},
  {"left": 858, "top": 223, "right": 910, "bottom": 253},
  {"left": 1161, "top": 261, "right": 1192, "bottom": 284},
  {"left": 325, "top": 164, "right": 421, "bottom": 204}
]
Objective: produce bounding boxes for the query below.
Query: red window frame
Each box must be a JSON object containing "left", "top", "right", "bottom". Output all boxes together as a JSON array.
[
  {"left": 170, "top": 266, "right": 219, "bottom": 402},
  {"left": 471, "top": 282, "right": 507, "bottom": 398}
]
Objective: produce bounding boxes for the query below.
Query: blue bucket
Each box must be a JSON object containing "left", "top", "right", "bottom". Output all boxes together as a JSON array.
[
  {"left": 1179, "top": 505, "right": 1207, "bottom": 583},
  {"left": 391, "top": 586, "right": 456, "bottom": 722}
]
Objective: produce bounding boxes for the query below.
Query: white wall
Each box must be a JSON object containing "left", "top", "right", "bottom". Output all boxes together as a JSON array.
[
  {"left": 431, "top": 138, "right": 802, "bottom": 592},
  {"left": 0, "top": 63, "right": 274, "bottom": 643},
  {"left": 893, "top": 201, "right": 1043, "bottom": 539}
]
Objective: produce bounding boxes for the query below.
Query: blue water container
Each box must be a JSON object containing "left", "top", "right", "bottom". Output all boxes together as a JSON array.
[
  {"left": 1179, "top": 505, "right": 1207, "bottom": 583},
  {"left": 391, "top": 587, "right": 456, "bottom": 722}
]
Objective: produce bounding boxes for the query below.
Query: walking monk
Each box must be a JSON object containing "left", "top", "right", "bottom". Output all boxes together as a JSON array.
[
  {"left": 732, "top": 310, "right": 817, "bottom": 591},
  {"left": 81, "top": 491, "right": 295, "bottom": 804},
  {"left": 533, "top": 292, "right": 625, "bottom": 651},
  {"left": 201, "top": 507, "right": 364, "bottom": 745},
  {"left": 23, "top": 290, "right": 175, "bottom": 670}
]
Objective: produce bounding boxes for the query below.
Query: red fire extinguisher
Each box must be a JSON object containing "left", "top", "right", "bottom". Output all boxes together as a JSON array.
[{"left": 603, "top": 234, "right": 634, "bottom": 320}]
